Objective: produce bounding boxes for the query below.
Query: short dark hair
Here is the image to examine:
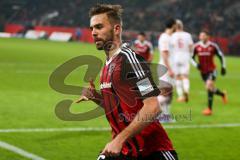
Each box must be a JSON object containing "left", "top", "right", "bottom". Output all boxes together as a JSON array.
[
  {"left": 165, "top": 18, "right": 176, "bottom": 29},
  {"left": 201, "top": 30, "right": 210, "bottom": 35},
  {"left": 138, "top": 31, "right": 146, "bottom": 36},
  {"left": 89, "top": 4, "right": 123, "bottom": 25}
]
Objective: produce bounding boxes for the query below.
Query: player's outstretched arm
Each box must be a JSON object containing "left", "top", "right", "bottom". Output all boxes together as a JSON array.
[
  {"left": 101, "top": 96, "right": 160, "bottom": 157},
  {"left": 75, "top": 80, "right": 104, "bottom": 108}
]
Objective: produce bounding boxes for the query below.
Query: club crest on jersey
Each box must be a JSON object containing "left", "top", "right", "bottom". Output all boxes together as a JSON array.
[
  {"left": 108, "top": 63, "right": 116, "bottom": 75},
  {"left": 100, "top": 82, "right": 112, "bottom": 89}
]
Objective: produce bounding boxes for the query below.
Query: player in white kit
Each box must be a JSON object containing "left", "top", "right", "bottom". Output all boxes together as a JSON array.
[
  {"left": 170, "top": 20, "right": 193, "bottom": 102},
  {"left": 157, "top": 18, "right": 176, "bottom": 123}
]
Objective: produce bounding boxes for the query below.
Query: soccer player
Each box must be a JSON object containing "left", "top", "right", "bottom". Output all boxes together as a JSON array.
[
  {"left": 76, "top": 4, "right": 178, "bottom": 160},
  {"left": 192, "top": 31, "right": 227, "bottom": 116},
  {"left": 157, "top": 18, "right": 176, "bottom": 123},
  {"left": 170, "top": 20, "right": 194, "bottom": 102},
  {"left": 133, "top": 32, "right": 154, "bottom": 63}
]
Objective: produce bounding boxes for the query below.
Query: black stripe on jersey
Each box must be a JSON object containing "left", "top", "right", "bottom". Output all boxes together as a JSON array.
[
  {"left": 121, "top": 50, "right": 141, "bottom": 79},
  {"left": 122, "top": 47, "right": 145, "bottom": 78},
  {"left": 123, "top": 47, "right": 145, "bottom": 75},
  {"left": 122, "top": 46, "right": 145, "bottom": 77},
  {"left": 121, "top": 47, "right": 145, "bottom": 79}
]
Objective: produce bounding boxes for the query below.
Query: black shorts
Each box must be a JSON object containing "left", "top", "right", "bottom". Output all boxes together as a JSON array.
[
  {"left": 97, "top": 150, "right": 178, "bottom": 160},
  {"left": 139, "top": 150, "right": 178, "bottom": 160},
  {"left": 201, "top": 70, "right": 217, "bottom": 82}
]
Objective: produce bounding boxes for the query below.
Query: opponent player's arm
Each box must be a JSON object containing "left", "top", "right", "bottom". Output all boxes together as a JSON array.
[
  {"left": 189, "top": 44, "right": 194, "bottom": 55},
  {"left": 191, "top": 46, "right": 200, "bottom": 70},
  {"left": 158, "top": 37, "right": 173, "bottom": 76},
  {"left": 188, "top": 34, "right": 194, "bottom": 54},
  {"left": 162, "top": 50, "right": 170, "bottom": 69},
  {"left": 162, "top": 50, "right": 174, "bottom": 77}
]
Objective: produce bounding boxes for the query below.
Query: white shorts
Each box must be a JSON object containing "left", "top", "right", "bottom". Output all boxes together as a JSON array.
[{"left": 172, "top": 62, "right": 190, "bottom": 76}]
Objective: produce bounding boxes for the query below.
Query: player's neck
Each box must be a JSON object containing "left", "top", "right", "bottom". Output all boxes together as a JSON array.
[
  {"left": 176, "top": 29, "right": 183, "bottom": 32},
  {"left": 202, "top": 40, "right": 209, "bottom": 44},
  {"left": 165, "top": 29, "right": 173, "bottom": 35},
  {"left": 105, "top": 41, "right": 121, "bottom": 60}
]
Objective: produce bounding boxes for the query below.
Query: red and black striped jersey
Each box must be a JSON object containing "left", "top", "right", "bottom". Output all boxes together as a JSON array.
[
  {"left": 193, "top": 41, "right": 226, "bottom": 73},
  {"left": 100, "top": 44, "right": 174, "bottom": 157},
  {"left": 133, "top": 40, "right": 153, "bottom": 61}
]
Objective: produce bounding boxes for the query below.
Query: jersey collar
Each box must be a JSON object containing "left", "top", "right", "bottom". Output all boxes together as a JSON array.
[
  {"left": 200, "top": 41, "right": 211, "bottom": 48},
  {"left": 137, "top": 39, "right": 147, "bottom": 45},
  {"left": 106, "top": 48, "right": 121, "bottom": 65}
]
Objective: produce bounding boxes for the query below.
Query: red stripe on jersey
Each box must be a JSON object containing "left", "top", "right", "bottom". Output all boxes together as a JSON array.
[{"left": 134, "top": 40, "right": 152, "bottom": 61}]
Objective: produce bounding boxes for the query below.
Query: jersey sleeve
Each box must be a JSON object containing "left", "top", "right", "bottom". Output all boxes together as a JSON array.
[
  {"left": 213, "top": 43, "right": 226, "bottom": 68},
  {"left": 188, "top": 33, "right": 194, "bottom": 45},
  {"left": 120, "top": 47, "right": 160, "bottom": 99}
]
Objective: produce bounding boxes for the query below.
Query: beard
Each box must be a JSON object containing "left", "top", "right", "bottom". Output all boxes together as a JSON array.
[
  {"left": 95, "top": 29, "right": 114, "bottom": 51},
  {"left": 95, "top": 40, "right": 105, "bottom": 50}
]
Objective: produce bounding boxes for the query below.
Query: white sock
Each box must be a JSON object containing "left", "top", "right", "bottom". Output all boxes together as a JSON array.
[
  {"left": 183, "top": 78, "right": 190, "bottom": 94},
  {"left": 176, "top": 80, "right": 183, "bottom": 98}
]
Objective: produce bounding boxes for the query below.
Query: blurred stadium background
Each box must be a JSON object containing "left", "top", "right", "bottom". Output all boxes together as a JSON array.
[{"left": 0, "top": 0, "right": 240, "bottom": 160}]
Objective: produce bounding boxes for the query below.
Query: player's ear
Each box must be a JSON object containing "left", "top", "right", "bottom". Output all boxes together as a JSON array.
[{"left": 114, "top": 24, "right": 121, "bottom": 35}]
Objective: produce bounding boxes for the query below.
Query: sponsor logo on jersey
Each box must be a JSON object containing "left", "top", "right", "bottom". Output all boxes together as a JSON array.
[
  {"left": 199, "top": 52, "right": 211, "bottom": 56},
  {"left": 100, "top": 82, "right": 112, "bottom": 89}
]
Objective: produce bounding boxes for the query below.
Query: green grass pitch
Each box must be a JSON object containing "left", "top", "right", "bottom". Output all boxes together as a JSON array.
[{"left": 0, "top": 38, "right": 240, "bottom": 160}]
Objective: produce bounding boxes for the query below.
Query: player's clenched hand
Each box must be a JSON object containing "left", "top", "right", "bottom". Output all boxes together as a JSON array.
[
  {"left": 197, "top": 64, "right": 201, "bottom": 70},
  {"left": 101, "top": 138, "right": 123, "bottom": 157},
  {"left": 221, "top": 67, "right": 226, "bottom": 76},
  {"left": 75, "top": 79, "right": 96, "bottom": 103}
]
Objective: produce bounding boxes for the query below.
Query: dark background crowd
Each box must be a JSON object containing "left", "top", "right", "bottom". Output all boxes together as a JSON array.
[{"left": 0, "top": 0, "right": 239, "bottom": 54}]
